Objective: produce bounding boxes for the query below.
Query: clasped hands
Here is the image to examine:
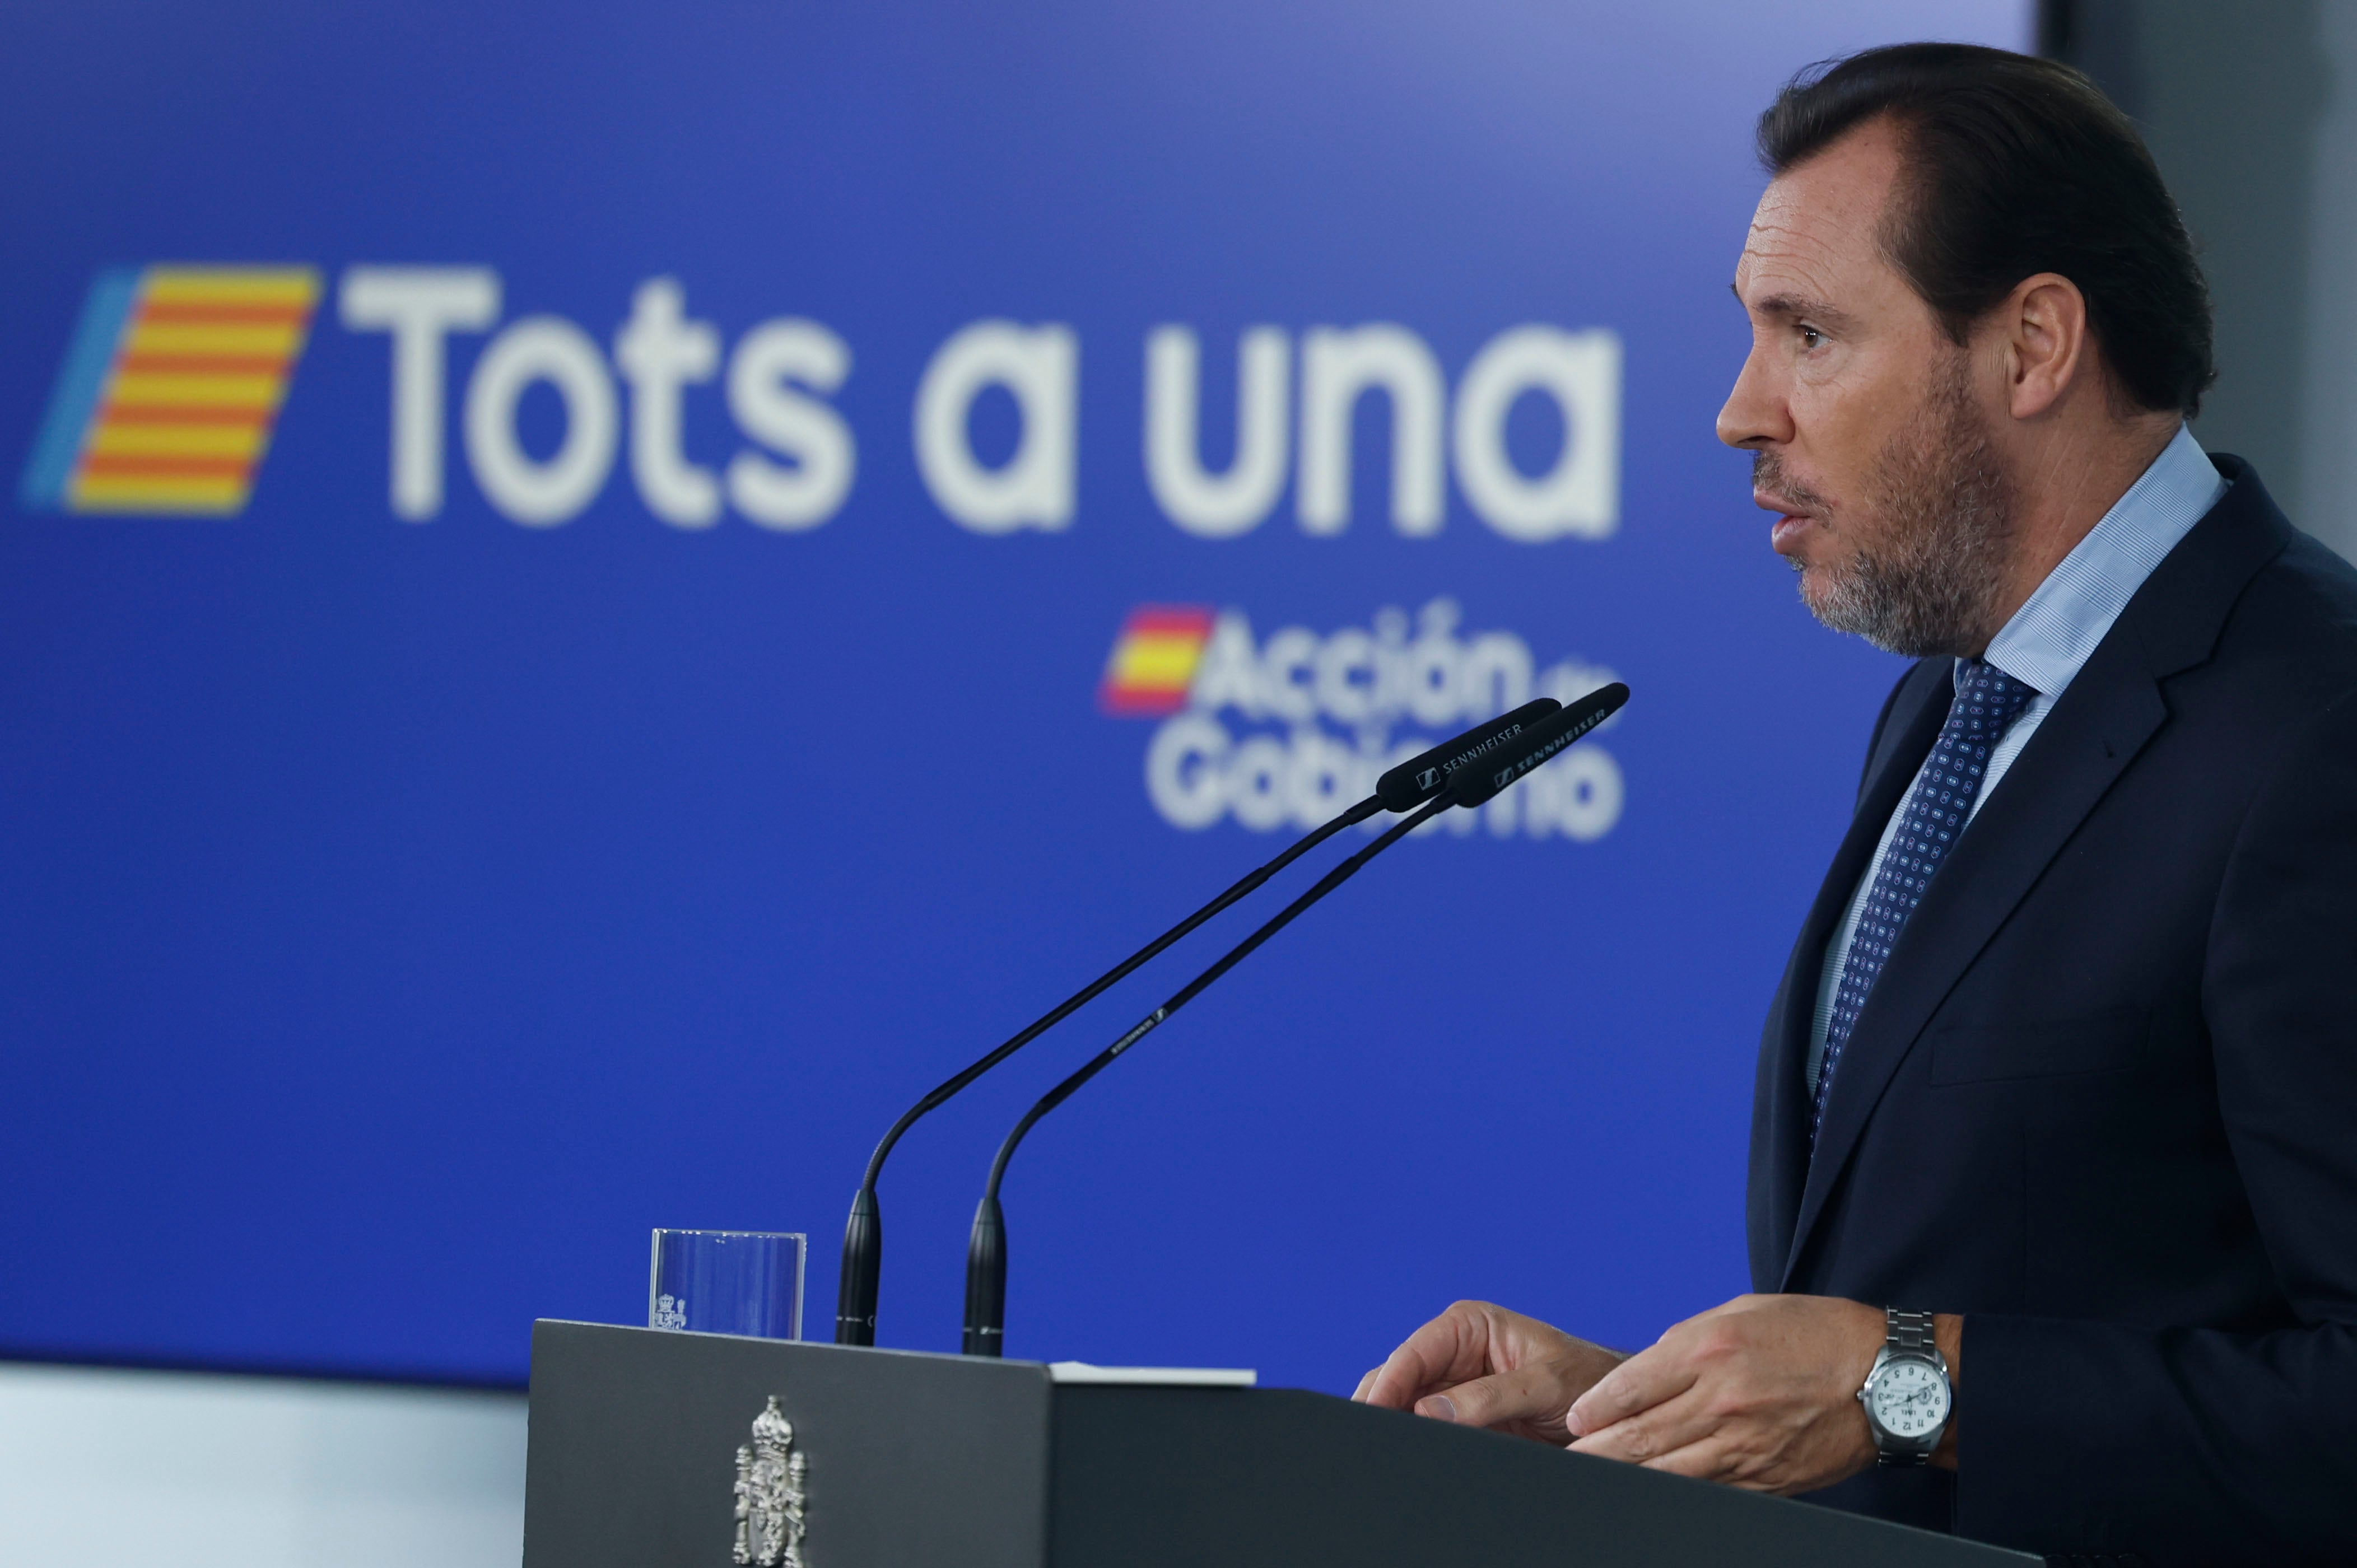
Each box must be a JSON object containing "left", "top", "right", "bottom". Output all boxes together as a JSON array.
[{"left": 1352, "top": 1294, "right": 1946, "bottom": 1494}]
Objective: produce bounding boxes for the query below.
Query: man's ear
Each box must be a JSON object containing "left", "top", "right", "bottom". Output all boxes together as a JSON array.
[{"left": 2002, "top": 272, "right": 2090, "bottom": 421}]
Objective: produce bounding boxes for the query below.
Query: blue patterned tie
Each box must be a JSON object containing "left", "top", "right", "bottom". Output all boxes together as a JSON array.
[{"left": 1811, "top": 659, "right": 2037, "bottom": 1150}]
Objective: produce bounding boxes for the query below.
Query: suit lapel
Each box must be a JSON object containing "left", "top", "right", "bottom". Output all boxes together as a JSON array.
[
  {"left": 1753, "top": 663, "right": 1951, "bottom": 1277},
  {"left": 1778, "top": 458, "right": 2293, "bottom": 1288}
]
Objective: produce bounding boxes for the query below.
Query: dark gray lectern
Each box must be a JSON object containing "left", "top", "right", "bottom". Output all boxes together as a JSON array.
[{"left": 525, "top": 1320, "right": 2033, "bottom": 1567}]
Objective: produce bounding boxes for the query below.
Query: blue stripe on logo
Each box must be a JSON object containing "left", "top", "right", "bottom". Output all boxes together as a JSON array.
[{"left": 17, "top": 267, "right": 143, "bottom": 512}]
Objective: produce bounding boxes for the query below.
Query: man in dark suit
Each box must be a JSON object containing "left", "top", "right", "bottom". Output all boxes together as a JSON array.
[{"left": 1354, "top": 44, "right": 2357, "bottom": 1566}]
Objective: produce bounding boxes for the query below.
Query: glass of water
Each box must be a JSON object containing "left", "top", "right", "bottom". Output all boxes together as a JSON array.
[{"left": 648, "top": 1229, "right": 806, "bottom": 1340}]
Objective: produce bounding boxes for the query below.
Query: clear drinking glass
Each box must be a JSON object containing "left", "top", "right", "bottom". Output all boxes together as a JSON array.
[{"left": 648, "top": 1229, "right": 807, "bottom": 1340}]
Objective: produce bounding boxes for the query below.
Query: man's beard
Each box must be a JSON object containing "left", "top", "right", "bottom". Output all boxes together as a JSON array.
[{"left": 1757, "top": 356, "right": 2015, "bottom": 659}]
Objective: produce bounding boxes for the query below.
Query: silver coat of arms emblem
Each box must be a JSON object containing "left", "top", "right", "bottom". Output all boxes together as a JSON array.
[{"left": 732, "top": 1396, "right": 809, "bottom": 1567}]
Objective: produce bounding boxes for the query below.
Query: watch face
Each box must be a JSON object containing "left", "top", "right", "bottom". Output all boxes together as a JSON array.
[{"left": 1868, "top": 1357, "right": 1950, "bottom": 1439}]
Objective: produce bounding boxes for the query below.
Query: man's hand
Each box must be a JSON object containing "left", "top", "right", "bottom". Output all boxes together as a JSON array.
[
  {"left": 1350, "top": 1301, "right": 1626, "bottom": 1445},
  {"left": 1566, "top": 1294, "right": 1922, "bottom": 1494}
]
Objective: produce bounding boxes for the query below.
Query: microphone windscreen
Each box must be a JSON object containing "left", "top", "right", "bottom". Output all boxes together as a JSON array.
[
  {"left": 1375, "top": 698, "right": 1562, "bottom": 812},
  {"left": 1446, "top": 683, "right": 1629, "bottom": 808}
]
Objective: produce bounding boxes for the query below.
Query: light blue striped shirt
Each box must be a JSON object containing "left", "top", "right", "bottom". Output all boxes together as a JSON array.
[{"left": 1805, "top": 424, "right": 2228, "bottom": 1091}]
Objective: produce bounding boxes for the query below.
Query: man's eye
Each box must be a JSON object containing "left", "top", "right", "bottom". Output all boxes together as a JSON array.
[{"left": 1799, "top": 327, "right": 1825, "bottom": 350}]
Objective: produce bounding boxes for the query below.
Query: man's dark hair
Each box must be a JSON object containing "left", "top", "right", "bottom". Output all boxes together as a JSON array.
[{"left": 1758, "top": 43, "right": 2214, "bottom": 416}]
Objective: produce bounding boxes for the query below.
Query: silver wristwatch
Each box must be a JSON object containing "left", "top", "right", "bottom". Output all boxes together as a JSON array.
[{"left": 1857, "top": 1308, "right": 1952, "bottom": 1466}]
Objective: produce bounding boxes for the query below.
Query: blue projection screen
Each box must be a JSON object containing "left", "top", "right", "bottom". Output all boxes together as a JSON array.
[{"left": 0, "top": 1, "right": 2028, "bottom": 1388}]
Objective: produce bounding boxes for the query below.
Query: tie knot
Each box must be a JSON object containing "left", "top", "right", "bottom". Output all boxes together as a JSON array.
[{"left": 1954, "top": 659, "right": 2037, "bottom": 737}]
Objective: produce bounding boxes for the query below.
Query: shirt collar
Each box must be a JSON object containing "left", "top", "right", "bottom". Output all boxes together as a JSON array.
[{"left": 1968, "top": 423, "right": 2226, "bottom": 699}]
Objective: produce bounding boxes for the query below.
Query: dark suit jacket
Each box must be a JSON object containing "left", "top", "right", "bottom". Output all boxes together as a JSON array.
[{"left": 1749, "top": 458, "right": 2357, "bottom": 1566}]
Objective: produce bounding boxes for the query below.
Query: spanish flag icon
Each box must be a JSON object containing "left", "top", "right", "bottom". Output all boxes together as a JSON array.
[{"left": 1098, "top": 605, "right": 1215, "bottom": 715}]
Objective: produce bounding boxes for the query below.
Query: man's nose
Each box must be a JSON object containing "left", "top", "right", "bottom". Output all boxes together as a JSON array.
[{"left": 1717, "top": 347, "right": 1791, "bottom": 450}]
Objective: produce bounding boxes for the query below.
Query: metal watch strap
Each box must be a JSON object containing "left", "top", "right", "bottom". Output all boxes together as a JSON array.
[{"left": 1875, "top": 1308, "right": 1941, "bottom": 1468}]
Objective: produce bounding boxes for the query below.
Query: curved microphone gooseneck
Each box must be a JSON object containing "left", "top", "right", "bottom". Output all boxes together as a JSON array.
[
  {"left": 961, "top": 791, "right": 1454, "bottom": 1355},
  {"left": 834, "top": 698, "right": 1563, "bottom": 1345},
  {"left": 958, "top": 681, "right": 1631, "bottom": 1356}
]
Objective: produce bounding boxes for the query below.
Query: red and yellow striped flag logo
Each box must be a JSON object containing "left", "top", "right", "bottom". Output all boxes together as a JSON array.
[
  {"left": 1099, "top": 605, "right": 1214, "bottom": 715},
  {"left": 20, "top": 265, "right": 321, "bottom": 516}
]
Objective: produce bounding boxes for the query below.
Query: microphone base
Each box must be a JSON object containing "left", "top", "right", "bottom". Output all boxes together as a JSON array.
[
  {"left": 835, "top": 1187, "right": 881, "bottom": 1347},
  {"left": 961, "top": 1193, "right": 1008, "bottom": 1357}
]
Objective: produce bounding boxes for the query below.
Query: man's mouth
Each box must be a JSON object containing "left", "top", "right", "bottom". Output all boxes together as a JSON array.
[{"left": 1757, "top": 492, "right": 1819, "bottom": 554}]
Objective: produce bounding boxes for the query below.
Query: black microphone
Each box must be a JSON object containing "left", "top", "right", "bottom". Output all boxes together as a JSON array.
[
  {"left": 834, "top": 697, "right": 1561, "bottom": 1345},
  {"left": 1374, "top": 697, "right": 1558, "bottom": 811},
  {"left": 1446, "top": 682, "right": 1628, "bottom": 808},
  {"left": 959, "top": 682, "right": 1631, "bottom": 1356}
]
